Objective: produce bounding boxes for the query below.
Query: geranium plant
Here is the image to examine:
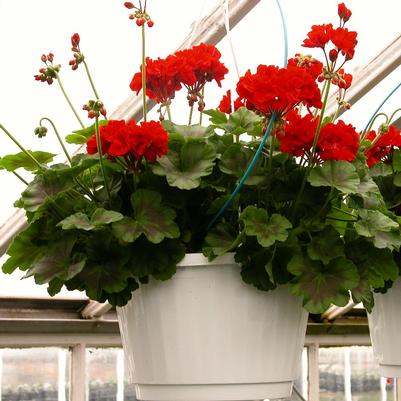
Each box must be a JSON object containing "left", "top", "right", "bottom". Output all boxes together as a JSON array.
[{"left": 1, "top": 2, "right": 401, "bottom": 313}]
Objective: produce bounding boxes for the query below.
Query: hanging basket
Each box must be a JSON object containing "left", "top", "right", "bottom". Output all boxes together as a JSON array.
[
  {"left": 117, "top": 253, "right": 308, "bottom": 401},
  {"left": 368, "top": 279, "right": 401, "bottom": 377}
]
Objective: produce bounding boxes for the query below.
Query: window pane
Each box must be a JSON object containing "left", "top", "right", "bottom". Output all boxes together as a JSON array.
[
  {"left": 1, "top": 347, "right": 70, "bottom": 401},
  {"left": 319, "top": 346, "right": 394, "bottom": 401}
]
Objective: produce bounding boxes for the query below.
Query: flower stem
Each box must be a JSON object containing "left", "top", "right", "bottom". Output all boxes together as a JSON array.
[
  {"left": 166, "top": 104, "right": 172, "bottom": 121},
  {"left": 95, "top": 117, "right": 112, "bottom": 205},
  {"left": 199, "top": 87, "right": 205, "bottom": 125},
  {"left": 361, "top": 113, "right": 388, "bottom": 141},
  {"left": 141, "top": 25, "right": 147, "bottom": 122},
  {"left": 40, "top": 117, "right": 72, "bottom": 164},
  {"left": 0, "top": 124, "right": 43, "bottom": 169},
  {"left": 310, "top": 80, "right": 332, "bottom": 163},
  {"left": 188, "top": 104, "right": 194, "bottom": 125},
  {"left": 83, "top": 60, "right": 100, "bottom": 100},
  {"left": 12, "top": 171, "right": 29, "bottom": 185},
  {"left": 56, "top": 73, "right": 85, "bottom": 129}
]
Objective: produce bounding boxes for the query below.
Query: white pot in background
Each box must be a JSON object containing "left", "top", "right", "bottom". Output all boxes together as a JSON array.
[
  {"left": 117, "top": 253, "right": 308, "bottom": 401},
  {"left": 368, "top": 279, "right": 401, "bottom": 377}
]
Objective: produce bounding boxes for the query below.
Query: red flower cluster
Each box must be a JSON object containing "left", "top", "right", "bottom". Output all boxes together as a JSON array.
[
  {"left": 86, "top": 120, "right": 168, "bottom": 162},
  {"left": 317, "top": 120, "right": 359, "bottom": 161},
  {"left": 302, "top": 4, "right": 357, "bottom": 60},
  {"left": 218, "top": 90, "right": 246, "bottom": 114},
  {"left": 130, "top": 43, "right": 228, "bottom": 112},
  {"left": 277, "top": 111, "right": 317, "bottom": 157},
  {"left": 130, "top": 55, "right": 182, "bottom": 104},
  {"left": 236, "top": 65, "right": 322, "bottom": 116},
  {"left": 365, "top": 126, "right": 401, "bottom": 166},
  {"left": 277, "top": 113, "right": 359, "bottom": 162},
  {"left": 69, "top": 33, "right": 84, "bottom": 71}
]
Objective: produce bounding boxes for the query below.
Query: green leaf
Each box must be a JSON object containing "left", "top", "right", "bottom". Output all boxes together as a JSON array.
[
  {"left": 307, "top": 226, "right": 344, "bottom": 264},
  {"left": 369, "top": 163, "right": 393, "bottom": 177},
  {"left": 393, "top": 150, "right": 401, "bottom": 172},
  {"left": 355, "top": 210, "right": 399, "bottom": 237},
  {"left": 20, "top": 170, "right": 76, "bottom": 213},
  {"left": 2, "top": 225, "right": 45, "bottom": 273},
  {"left": 219, "top": 144, "right": 265, "bottom": 185},
  {"left": 152, "top": 139, "right": 216, "bottom": 189},
  {"left": 374, "top": 231, "right": 401, "bottom": 250},
  {"left": 220, "top": 107, "right": 261, "bottom": 136},
  {"left": 308, "top": 161, "right": 360, "bottom": 193},
  {"left": 241, "top": 206, "right": 292, "bottom": 248},
  {"left": 393, "top": 173, "right": 401, "bottom": 187},
  {"left": 24, "top": 237, "right": 86, "bottom": 284},
  {"left": 58, "top": 213, "right": 94, "bottom": 230},
  {"left": 288, "top": 254, "right": 359, "bottom": 313},
  {"left": 0, "top": 151, "right": 56, "bottom": 171},
  {"left": 203, "top": 223, "right": 239, "bottom": 260},
  {"left": 91, "top": 208, "right": 124, "bottom": 225},
  {"left": 65, "top": 120, "right": 108, "bottom": 144},
  {"left": 203, "top": 109, "right": 228, "bottom": 125},
  {"left": 346, "top": 240, "right": 399, "bottom": 289},
  {"left": 113, "top": 190, "right": 179, "bottom": 244},
  {"left": 162, "top": 121, "right": 213, "bottom": 137},
  {"left": 128, "top": 238, "right": 185, "bottom": 279}
]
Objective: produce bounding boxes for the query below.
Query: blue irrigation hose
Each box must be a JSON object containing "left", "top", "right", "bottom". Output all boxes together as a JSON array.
[
  {"left": 275, "top": 0, "right": 288, "bottom": 68},
  {"left": 207, "top": 0, "right": 288, "bottom": 229},
  {"left": 207, "top": 112, "right": 278, "bottom": 230},
  {"left": 363, "top": 81, "right": 401, "bottom": 134}
]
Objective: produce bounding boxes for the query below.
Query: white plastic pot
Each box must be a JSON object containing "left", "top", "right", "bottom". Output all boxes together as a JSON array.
[
  {"left": 368, "top": 279, "right": 401, "bottom": 377},
  {"left": 117, "top": 253, "right": 308, "bottom": 401}
]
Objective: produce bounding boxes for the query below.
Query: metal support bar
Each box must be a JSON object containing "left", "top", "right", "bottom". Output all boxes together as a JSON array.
[
  {"left": 70, "top": 344, "right": 86, "bottom": 401},
  {"left": 308, "top": 343, "right": 320, "bottom": 401}
]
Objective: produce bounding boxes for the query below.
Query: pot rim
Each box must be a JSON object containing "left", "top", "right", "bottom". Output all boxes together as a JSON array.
[{"left": 176, "top": 252, "right": 236, "bottom": 267}]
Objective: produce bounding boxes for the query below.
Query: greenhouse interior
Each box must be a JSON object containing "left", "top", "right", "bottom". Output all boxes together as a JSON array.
[{"left": 1, "top": 0, "right": 401, "bottom": 400}]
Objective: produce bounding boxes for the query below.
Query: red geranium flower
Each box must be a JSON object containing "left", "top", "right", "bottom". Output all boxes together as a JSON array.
[
  {"left": 329, "top": 27, "right": 358, "bottom": 60},
  {"left": 277, "top": 110, "right": 318, "bottom": 157},
  {"left": 218, "top": 90, "right": 246, "bottom": 114},
  {"left": 130, "top": 120, "right": 169, "bottom": 162},
  {"left": 174, "top": 43, "right": 228, "bottom": 90},
  {"left": 86, "top": 120, "right": 169, "bottom": 163},
  {"left": 338, "top": 3, "right": 352, "bottom": 22},
  {"left": 302, "top": 24, "right": 333, "bottom": 49},
  {"left": 334, "top": 68, "right": 353, "bottom": 89},
  {"left": 317, "top": 120, "right": 359, "bottom": 161},
  {"left": 236, "top": 64, "right": 322, "bottom": 116},
  {"left": 366, "top": 126, "right": 401, "bottom": 166},
  {"left": 130, "top": 55, "right": 182, "bottom": 104}
]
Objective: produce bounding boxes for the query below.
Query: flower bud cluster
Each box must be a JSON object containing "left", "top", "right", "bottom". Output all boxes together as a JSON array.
[
  {"left": 69, "top": 33, "right": 85, "bottom": 70},
  {"left": 83, "top": 100, "right": 107, "bottom": 119},
  {"left": 34, "top": 53, "right": 60, "bottom": 85},
  {"left": 123, "top": 2, "right": 154, "bottom": 27},
  {"left": 34, "top": 126, "right": 48, "bottom": 138}
]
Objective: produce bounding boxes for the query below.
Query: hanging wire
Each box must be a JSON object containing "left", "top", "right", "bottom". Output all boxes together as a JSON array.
[
  {"left": 207, "top": 0, "right": 288, "bottom": 230},
  {"left": 363, "top": 81, "right": 401, "bottom": 134},
  {"left": 223, "top": 0, "right": 241, "bottom": 79}
]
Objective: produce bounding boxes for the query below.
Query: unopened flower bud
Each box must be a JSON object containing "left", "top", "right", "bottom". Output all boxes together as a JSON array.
[
  {"left": 71, "top": 64, "right": 78, "bottom": 71},
  {"left": 124, "top": 2, "right": 134, "bottom": 9},
  {"left": 41, "top": 54, "right": 47, "bottom": 63},
  {"left": 39, "top": 68, "right": 46, "bottom": 73},
  {"left": 129, "top": 14, "right": 135, "bottom": 20},
  {"left": 71, "top": 33, "right": 80, "bottom": 47},
  {"left": 47, "top": 53, "right": 54, "bottom": 62},
  {"left": 46, "top": 77, "right": 53, "bottom": 85},
  {"left": 82, "top": 104, "right": 89, "bottom": 111},
  {"left": 380, "top": 124, "right": 389, "bottom": 133},
  {"left": 136, "top": 17, "right": 145, "bottom": 26},
  {"left": 345, "top": 102, "right": 351, "bottom": 110},
  {"left": 100, "top": 108, "right": 107, "bottom": 117},
  {"left": 34, "top": 126, "right": 48, "bottom": 138},
  {"left": 329, "top": 49, "right": 338, "bottom": 62},
  {"left": 147, "top": 20, "right": 154, "bottom": 27},
  {"left": 88, "top": 111, "right": 97, "bottom": 119}
]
